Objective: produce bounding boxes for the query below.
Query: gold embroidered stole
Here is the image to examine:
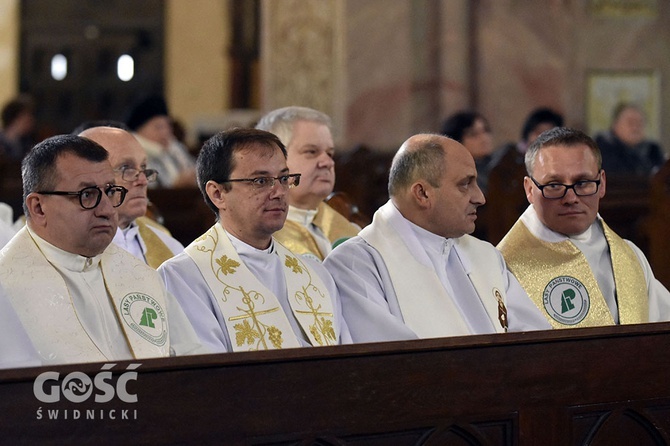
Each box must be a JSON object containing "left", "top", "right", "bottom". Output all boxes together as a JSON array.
[
  {"left": 274, "top": 202, "right": 359, "bottom": 260},
  {"left": 0, "top": 228, "right": 169, "bottom": 363},
  {"left": 313, "top": 202, "right": 360, "bottom": 246},
  {"left": 274, "top": 220, "right": 324, "bottom": 260},
  {"left": 360, "top": 203, "right": 507, "bottom": 337},
  {"left": 498, "top": 219, "right": 648, "bottom": 328},
  {"left": 136, "top": 217, "right": 177, "bottom": 268},
  {"left": 184, "top": 224, "right": 337, "bottom": 351}
]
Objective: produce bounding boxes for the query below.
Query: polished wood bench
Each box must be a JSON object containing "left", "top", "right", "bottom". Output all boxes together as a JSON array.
[{"left": 3, "top": 322, "right": 670, "bottom": 445}]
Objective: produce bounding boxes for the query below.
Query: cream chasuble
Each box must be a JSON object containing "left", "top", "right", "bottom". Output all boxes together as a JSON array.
[
  {"left": 0, "top": 228, "right": 170, "bottom": 364},
  {"left": 498, "top": 218, "right": 648, "bottom": 329},
  {"left": 359, "top": 202, "right": 508, "bottom": 338},
  {"left": 184, "top": 223, "right": 337, "bottom": 351}
]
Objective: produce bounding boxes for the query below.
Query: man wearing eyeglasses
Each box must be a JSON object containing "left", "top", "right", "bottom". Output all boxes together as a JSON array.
[
  {"left": 159, "top": 128, "right": 352, "bottom": 352},
  {"left": 498, "top": 127, "right": 670, "bottom": 328},
  {"left": 256, "top": 106, "right": 360, "bottom": 261},
  {"left": 79, "top": 126, "right": 184, "bottom": 268},
  {"left": 0, "top": 134, "right": 206, "bottom": 364}
]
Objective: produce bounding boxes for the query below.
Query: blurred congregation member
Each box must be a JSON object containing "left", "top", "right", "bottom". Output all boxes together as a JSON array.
[
  {"left": 159, "top": 128, "right": 352, "bottom": 353},
  {"left": 497, "top": 107, "right": 564, "bottom": 164},
  {"left": 595, "top": 102, "right": 665, "bottom": 176},
  {"left": 125, "top": 95, "right": 196, "bottom": 188},
  {"left": 256, "top": 106, "right": 359, "bottom": 261},
  {"left": 324, "top": 133, "right": 550, "bottom": 343},
  {"left": 441, "top": 110, "right": 499, "bottom": 194},
  {"left": 0, "top": 94, "right": 35, "bottom": 160},
  {"left": 498, "top": 127, "right": 670, "bottom": 329},
  {"left": 80, "top": 125, "right": 184, "bottom": 268},
  {"left": 0, "top": 134, "right": 206, "bottom": 365}
]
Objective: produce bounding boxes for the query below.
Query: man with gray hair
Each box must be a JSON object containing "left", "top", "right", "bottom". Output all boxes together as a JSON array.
[
  {"left": 498, "top": 127, "right": 670, "bottom": 329},
  {"left": 256, "top": 106, "right": 359, "bottom": 261},
  {"left": 324, "top": 133, "right": 549, "bottom": 343}
]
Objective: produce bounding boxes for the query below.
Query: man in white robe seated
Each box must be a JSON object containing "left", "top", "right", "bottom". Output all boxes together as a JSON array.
[
  {"left": 498, "top": 127, "right": 670, "bottom": 328},
  {"left": 79, "top": 125, "right": 184, "bottom": 268},
  {"left": 158, "top": 128, "right": 352, "bottom": 353},
  {"left": 324, "top": 133, "right": 550, "bottom": 343},
  {"left": 0, "top": 134, "right": 207, "bottom": 365},
  {"left": 256, "top": 106, "right": 359, "bottom": 261},
  {"left": 0, "top": 284, "right": 41, "bottom": 369}
]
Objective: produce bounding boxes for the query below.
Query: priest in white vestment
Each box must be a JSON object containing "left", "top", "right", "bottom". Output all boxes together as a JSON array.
[
  {"left": 497, "top": 127, "right": 670, "bottom": 328},
  {"left": 0, "top": 134, "right": 207, "bottom": 365},
  {"left": 79, "top": 125, "right": 184, "bottom": 268},
  {"left": 159, "top": 128, "right": 352, "bottom": 353},
  {"left": 324, "top": 134, "right": 550, "bottom": 343}
]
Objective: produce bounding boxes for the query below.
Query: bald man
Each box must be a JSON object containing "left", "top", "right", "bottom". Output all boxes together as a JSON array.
[
  {"left": 79, "top": 126, "right": 184, "bottom": 268},
  {"left": 324, "top": 133, "right": 550, "bottom": 343}
]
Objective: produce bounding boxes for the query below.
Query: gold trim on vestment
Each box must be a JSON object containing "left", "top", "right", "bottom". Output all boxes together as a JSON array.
[
  {"left": 498, "top": 219, "right": 647, "bottom": 328},
  {"left": 274, "top": 202, "right": 359, "bottom": 260},
  {"left": 136, "top": 217, "right": 177, "bottom": 269}
]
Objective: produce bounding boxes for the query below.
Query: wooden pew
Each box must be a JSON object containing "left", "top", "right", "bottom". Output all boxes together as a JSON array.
[
  {"left": 647, "top": 162, "right": 670, "bottom": 289},
  {"left": 3, "top": 323, "right": 670, "bottom": 444},
  {"left": 147, "top": 187, "right": 216, "bottom": 247}
]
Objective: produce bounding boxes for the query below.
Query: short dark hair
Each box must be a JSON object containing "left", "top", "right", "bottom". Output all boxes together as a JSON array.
[
  {"left": 1, "top": 95, "right": 34, "bottom": 128},
  {"left": 22, "top": 134, "right": 109, "bottom": 217},
  {"left": 441, "top": 111, "right": 489, "bottom": 143},
  {"left": 196, "top": 128, "right": 287, "bottom": 216},
  {"left": 520, "top": 108, "right": 564, "bottom": 142},
  {"left": 525, "top": 127, "right": 602, "bottom": 176}
]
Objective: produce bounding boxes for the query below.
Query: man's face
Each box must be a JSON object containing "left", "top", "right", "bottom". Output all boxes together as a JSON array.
[
  {"left": 82, "top": 128, "right": 149, "bottom": 228},
  {"left": 35, "top": 153, "right": 119, "bottom": 257},
  {"left": 613, "top": 107, "right": 645, "bottom": 147},
  {"left": 524, "top": 144, "right": 606, "bottom": 236},
  {"left": 219, "top": 144, "right": 289, "bottom": 249},
  {"left": 430, "top": 141, "right": 486, "bottom": 239},
  {"left": 285, "top": 120, "right": 335, "bottom": 209}
]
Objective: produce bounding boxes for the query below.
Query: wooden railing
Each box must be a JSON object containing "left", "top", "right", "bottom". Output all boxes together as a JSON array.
[{"left": 2, "top": 323, "right": 670, "bottom": 444}]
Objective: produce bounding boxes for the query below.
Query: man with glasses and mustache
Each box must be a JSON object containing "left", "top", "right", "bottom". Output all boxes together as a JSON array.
[
  {"left": 159, "top": 128, "right": 352, "bottom": 353},
  {"left": 0, "top": 135, "right": 206, "bottom": 365},
  {"left": 79, "top": 125, "right": 184, "bottom": 268},
  {"left": 498, "top": 127, "right": 670, "bottom": 329}
]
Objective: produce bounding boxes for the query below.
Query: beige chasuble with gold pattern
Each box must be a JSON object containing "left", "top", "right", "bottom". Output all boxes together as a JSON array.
[{"left": 184, "top": 223, "right": 338, "bottom": 351}]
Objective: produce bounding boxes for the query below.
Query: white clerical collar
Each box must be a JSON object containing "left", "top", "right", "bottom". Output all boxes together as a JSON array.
[
  {"left": 27, "top": 226, "right": 102, "bottom": 272},
  {"left": 122, "top": 220, "right": 138, "bottom": 236},
  {"left": 522, "top": 204, "right": 600, "bottom": 243},
  {"left": 286, "top": 205, "right": 318, "bottom": 227},
  {"left": 224, "top": 226, "right": 276, "bottom": 256},
  {"left": 406, "top": 217, "right": 455, "bottom": 258}
]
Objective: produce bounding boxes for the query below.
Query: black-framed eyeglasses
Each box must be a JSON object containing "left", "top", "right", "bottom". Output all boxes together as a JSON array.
[
  {"left": 221, "top": 173, "right": 301, "bottom": 190},
  {"left": 37, "top": 185, "right": 128, "bottom": 209},
  {"left": 115, "top": 167, "right": 158, "bottom": 183},
  {"left": 529, "top": 175, "right": 601, "bottom": 199}
]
